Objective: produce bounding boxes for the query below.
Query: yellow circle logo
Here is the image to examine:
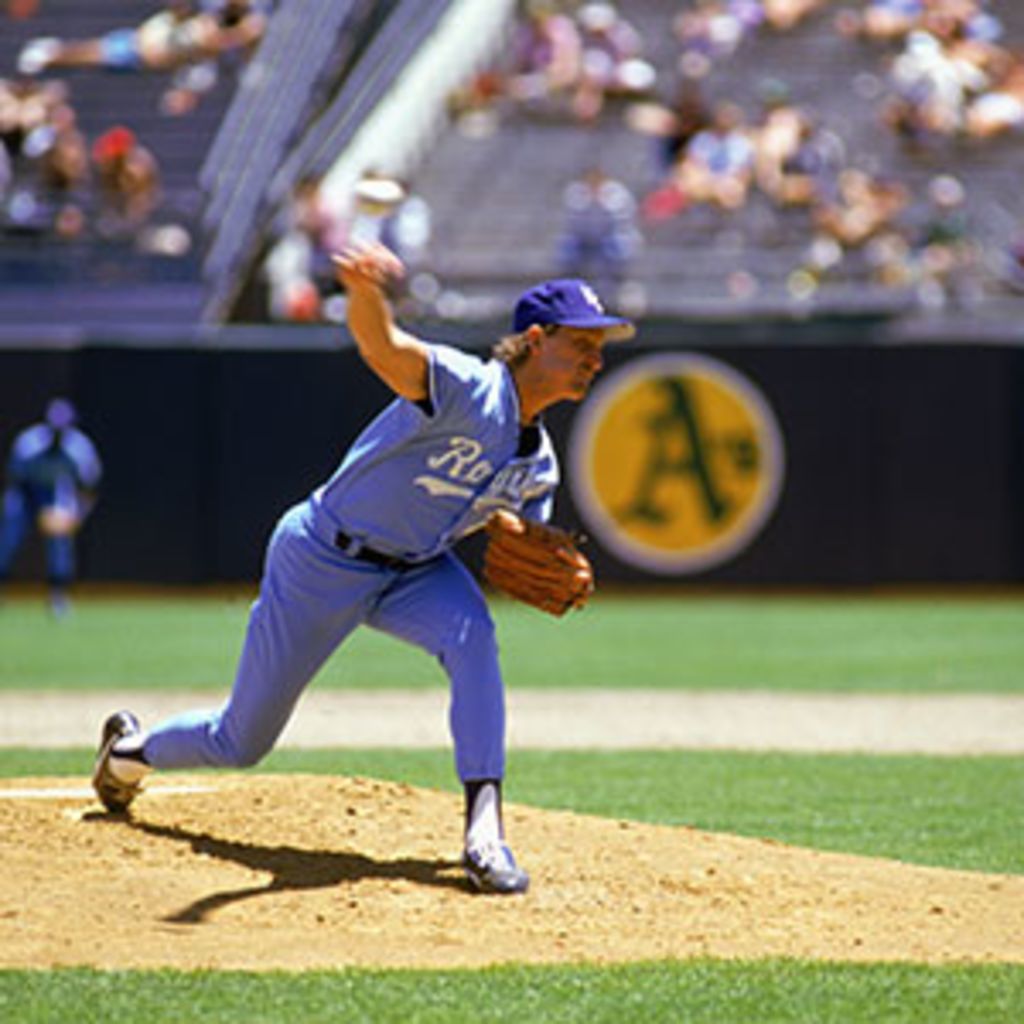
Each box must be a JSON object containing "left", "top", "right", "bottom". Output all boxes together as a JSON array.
[{"left": 570, "top": 353, "right": 785, "bottom": 573}]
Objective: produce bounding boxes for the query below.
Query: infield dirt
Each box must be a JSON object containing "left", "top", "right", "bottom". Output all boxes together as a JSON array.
[{"left": 1, "top": 773, "right": 1021, "bottom": 971}]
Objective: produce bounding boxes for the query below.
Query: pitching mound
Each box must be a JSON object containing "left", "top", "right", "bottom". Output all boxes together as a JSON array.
[{"left": 1, "top": 774, "right": 1021, "bottom": 971}]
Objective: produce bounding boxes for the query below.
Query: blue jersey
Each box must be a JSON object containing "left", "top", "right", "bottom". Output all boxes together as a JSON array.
[
  {"left": 310, "top": 344, "right": 558, "bottom": 560},
  {"left": 6, "top": 424, "right": 102, "bottom": 511}
]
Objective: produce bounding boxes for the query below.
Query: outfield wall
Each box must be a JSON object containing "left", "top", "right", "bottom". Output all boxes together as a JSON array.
[{"left": 1, "top": 321, "right": 1021, "bottom": 585}]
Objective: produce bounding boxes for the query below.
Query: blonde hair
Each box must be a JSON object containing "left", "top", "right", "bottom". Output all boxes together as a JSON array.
[{"left": 491, "top": 324, "right": 557, "bottom": 367}]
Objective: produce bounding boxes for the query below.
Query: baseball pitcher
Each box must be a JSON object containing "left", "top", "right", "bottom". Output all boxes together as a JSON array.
[{"left": 92, "top": 241, "right": 634, "bottom": 894}]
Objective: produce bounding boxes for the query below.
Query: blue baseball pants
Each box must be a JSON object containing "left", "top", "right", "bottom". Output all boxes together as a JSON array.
[{"left": 143, "top": 502, "right": 505, "bottom": 782}]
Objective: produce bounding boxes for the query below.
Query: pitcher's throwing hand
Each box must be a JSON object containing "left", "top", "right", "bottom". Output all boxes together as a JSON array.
[{"left": 332, "top": 242, "right": 405, "bottom": 289}]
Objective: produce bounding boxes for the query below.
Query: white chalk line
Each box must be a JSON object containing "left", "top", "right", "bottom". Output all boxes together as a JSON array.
[{"left": 0, "top": 783, "right": 217, "bottom": 801}]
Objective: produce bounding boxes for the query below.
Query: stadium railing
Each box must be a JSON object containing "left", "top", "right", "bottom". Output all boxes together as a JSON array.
[{"left": 199, "top": 0, "right": 516, "bottom": 324}]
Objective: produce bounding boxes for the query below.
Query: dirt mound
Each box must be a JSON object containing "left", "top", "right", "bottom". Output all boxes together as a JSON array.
[{"left": 1, "top": 775, "right": 1020, "bottom": 971}]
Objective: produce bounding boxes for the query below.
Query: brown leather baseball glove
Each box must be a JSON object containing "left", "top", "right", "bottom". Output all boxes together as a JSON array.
[{"left": 482, "top": 509, "right": 595, "bottom": 616}]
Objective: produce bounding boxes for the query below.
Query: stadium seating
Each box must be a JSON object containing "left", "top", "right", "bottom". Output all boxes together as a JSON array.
[
  {"left": 0, "top": 0, "right": 236, "bottom": 328},
  {"left": 3, "top": 1, "right": 1024, "bottom": 329},
  {"left": 408, "top": 0, "right": 1024, "bottom": 318}
]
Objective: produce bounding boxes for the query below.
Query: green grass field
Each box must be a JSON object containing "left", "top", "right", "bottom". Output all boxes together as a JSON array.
[
  {"left": 2, "top": 961, "right": 1022, "bottom": 1024},
  {"left": 1, "top": 591, "right": 1021, "bottom": 1021},
  {"left": 1, "top": 590, "right": 1023, "bottom": 692}
]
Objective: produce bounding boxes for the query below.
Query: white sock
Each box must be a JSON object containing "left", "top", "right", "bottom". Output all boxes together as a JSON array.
[
  {"left": 466, "top": 782, "right": 502, "bottom": 850},
  {"left": 108, "top": 737, "right": 151, "bottom": 784}
]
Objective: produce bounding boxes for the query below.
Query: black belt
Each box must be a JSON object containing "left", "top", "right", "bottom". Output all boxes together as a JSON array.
[{"left": 334, "top": 530, "right": 418, "bottom": 571}]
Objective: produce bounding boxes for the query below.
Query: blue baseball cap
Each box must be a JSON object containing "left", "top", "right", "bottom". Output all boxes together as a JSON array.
[{"left": 513, "top": 278, "right": 635, "bottom": 341}]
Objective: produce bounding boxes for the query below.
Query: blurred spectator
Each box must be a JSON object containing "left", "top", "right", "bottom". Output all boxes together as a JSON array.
[
  {"left": 674, "top": 0, "right": 763, "bottom": 80},
  {"left": 835, "top": 0, "right": 925, "bottom": 42},
  {"left": 5, "top": 0, "right": 40, "bottom": 18},
  {"left": 0, "top": 397, "right": 103, "bottom": 618},
  {"left": 161, "top": 0, "right": 272, "bottom": 116},
  {"left": 751, "top": 79, "right": 805, "bottom": 199},
  {"left": 767, "top": 113, "right": 845, "bottom": 207},
  {"left": 812, "top": 167, "right": 909, "bottom": 248},
  {"left": 202, "top": 0, "right": 270, "bottom": 53},
  {"left": 555, "top": 165, "right": 641, "bottom": 295},
  {"left": 17, "top": 1, "right": 267, "bottom": 113},
  {"left": 922, "top": 1, "right": 1005, "bottom": 48},
  {"left": 263, "top": 176, "right": 333, "bottom": 322},
  {"left": 908, "top": 173, "right": 980, "bottom": 307},
  {"left": 447, "top": 68, "right": 506, "bottom": 138},
  {"left": 964, "top": 52, "right": 1024, "bottom": 138},
  {"left": 929, "top": 8, "right": 1008, "bottom": 88},
  {"left": 626, "top": 78, "right": 712, "bottom": 184},
  {"left": 263, "top": 238, "right": 321, "bottom": 322},
  {"left": 451, "top": 1, "right": 654, "bottom": 127},
  {"left": 504, "top": 1, "right": 583, "bottom": 112},
  {"left": 20, "top": 2, "right": 208, "bottom": 74},
  {"left": 762, "top": 0, "right": 827, "bottom": 32},
  {"left": 264, "top": 172, "right": 432, "bottom": 323},
  {"left": 90, "top": 126, "right": 162, "bottom": 239},
  {"left": 571, "top": 2, "right": 657, "bottom": 122},
  {"left": 0, "top": 76, "right": 75, "bottom": 233},
  {"left": 960, "top": 2, "right": 1006, "bottom": 47},
  {"left": 796, "top": 167, "right": 910, "bottom": 287},
  {"left": 849, "top": 8, "right": 1003, "bottom": 59},
  {"left": 882, "top": 27, "right": 989, "bottom": 145},
  {"left": 0, "top": 75, "right": 64, "bottom": 167},
  {"left": 676, "top": 101, "right": 757, "bottom": 211},
  {"left": 32, "top": 100, "right": 89, "bottom": 238},
  {"left": 838, "top": 0, "right": 1006, "bottom": 48}
]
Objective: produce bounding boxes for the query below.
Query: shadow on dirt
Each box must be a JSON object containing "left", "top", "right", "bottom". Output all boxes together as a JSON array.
[{"left": 87, "top": 813, "right": 468, "bottom": 923}]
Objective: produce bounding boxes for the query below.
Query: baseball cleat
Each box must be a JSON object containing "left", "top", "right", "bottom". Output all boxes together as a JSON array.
[
  {"left": 91, "top": 710, "right": 143, "bottom": 813},
  {"left": 462, "top": 839, "right": 530, "bottom": 895}
]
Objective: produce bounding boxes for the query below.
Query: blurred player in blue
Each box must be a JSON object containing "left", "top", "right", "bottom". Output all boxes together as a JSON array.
[
  {"left": 92, "top": 241, "right": 634, "bottom": 894},
  {"left": 0, "top": 397, "right": 103, "bottom": 617}
]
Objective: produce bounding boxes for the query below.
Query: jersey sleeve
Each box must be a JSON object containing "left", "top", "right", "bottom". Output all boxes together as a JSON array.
[
  {"left": 425, "top": 344, "right": 494, "bottom": 425},
  {"left": 7, "top": 426, "right": 46, "bottom": 485},
  {"left": 65, "top": 430, "right": 103, "bottom": 489}
]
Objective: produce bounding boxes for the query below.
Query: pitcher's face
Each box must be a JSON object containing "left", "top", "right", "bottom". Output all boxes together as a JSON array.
[{"left": 536, "top": 326, "right": 607, "bottom": 402}]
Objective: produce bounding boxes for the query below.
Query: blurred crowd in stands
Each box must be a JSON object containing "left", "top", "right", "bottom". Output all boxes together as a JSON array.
[
  {"left": 449, "top": 1, "right": 661, "bottom": 130},
  {"left": 10, "top": 0, "right": 1022, "bottom": 321},
  {"left": 434, "top": 0, "right": 1024, "bottom": 314},
  {"left": 263, "top": 170, "right": 434, "bottom": 325},
  {"left": 1, "top": 1, "right": 268, "bottom": 251},
  {"left": 256, "top": 0, "right": 1024, "bottom": 323},
  {"left": 837, "top": 0, "right": 1021, "bottom": 145}
]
